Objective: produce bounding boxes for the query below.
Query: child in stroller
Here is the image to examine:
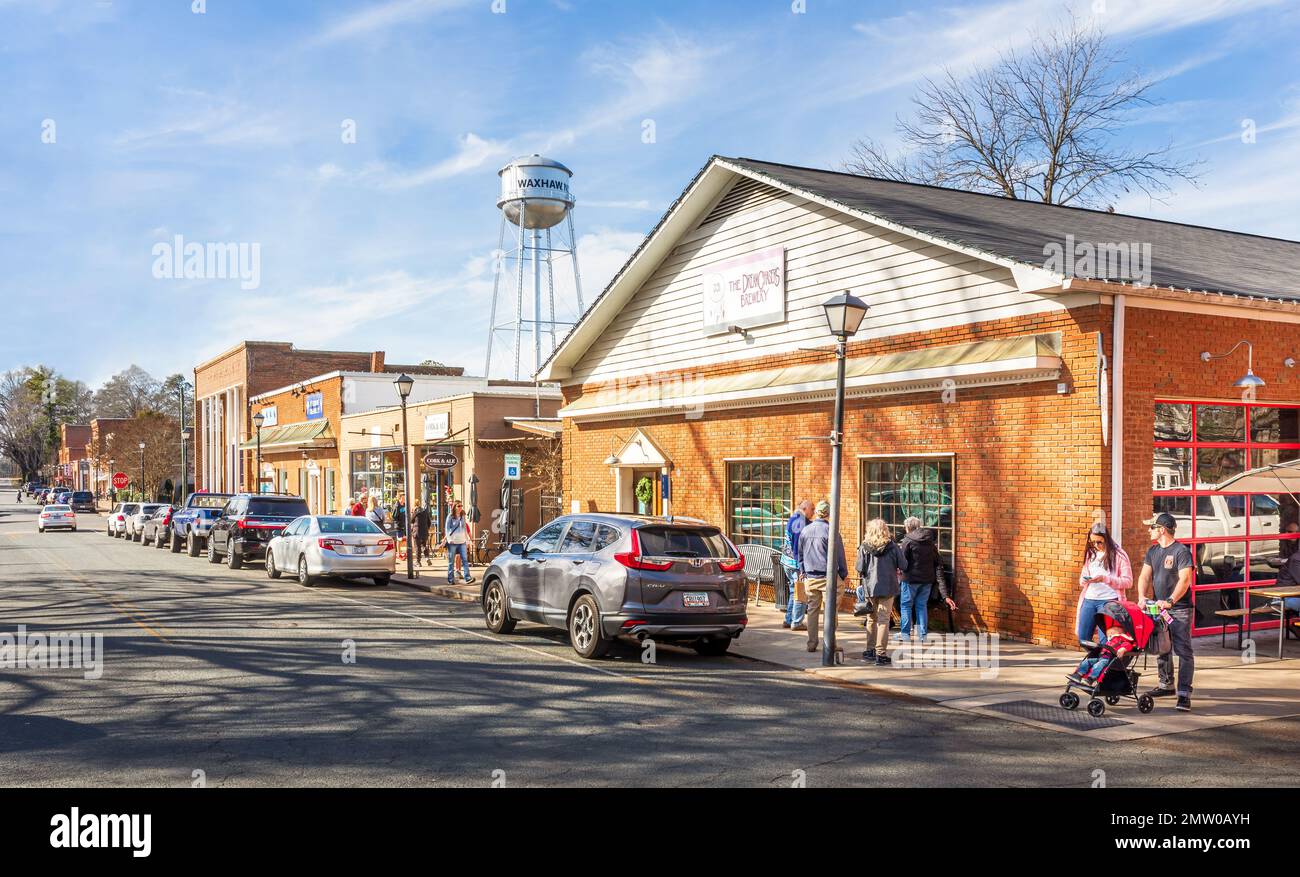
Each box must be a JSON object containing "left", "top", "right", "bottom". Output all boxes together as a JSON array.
[{"left": 1060, "top": 600, "right": 1159, "bottom": 717}]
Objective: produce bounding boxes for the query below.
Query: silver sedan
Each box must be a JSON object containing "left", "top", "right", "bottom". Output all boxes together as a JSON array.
[{"left": 266, "top": 515, "right": 395, "bottom": 587}]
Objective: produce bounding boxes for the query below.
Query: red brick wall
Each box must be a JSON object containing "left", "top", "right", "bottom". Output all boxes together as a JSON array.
[
  {"left": 1119, "top": 304, "right": 1300, "bottom": 563},
  {"left": 564, "top": 307, "right": 1113, "bottom": 646}
]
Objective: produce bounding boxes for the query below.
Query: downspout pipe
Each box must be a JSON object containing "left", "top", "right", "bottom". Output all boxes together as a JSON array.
[{"left": 1110, "top": 295, "right": 1125, "bottom": 535}]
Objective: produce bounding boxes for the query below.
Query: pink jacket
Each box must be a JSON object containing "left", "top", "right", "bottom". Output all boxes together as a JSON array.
[{"left": 1078, "top": 547, "right": 1133, "bottom": 596}]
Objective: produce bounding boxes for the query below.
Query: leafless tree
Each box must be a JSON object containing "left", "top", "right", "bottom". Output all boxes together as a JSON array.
[
  {"left": 845, "top": 18, "right": 1200, "bottom": 208},
  {"left": 0, "top": 371, "right": 47, "bottom": 481}
]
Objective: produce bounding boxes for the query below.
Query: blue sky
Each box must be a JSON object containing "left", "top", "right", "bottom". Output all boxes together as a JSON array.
[{"left": 2, "top": 0, "right": 1297, "bottom": 387}]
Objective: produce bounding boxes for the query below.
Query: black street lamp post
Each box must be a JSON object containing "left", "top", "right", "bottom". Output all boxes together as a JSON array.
[
  {"left": 252, "top": 411, "right": 265, "bottom": 494},
  {"left": 138, "top": 441, "right": 146, "bottom": 503},
  {"left": 395, "top": 374, "right": 415, "bottom": 581},
  {"left": 819, "top": 291, "right": 869, "bottom": 667}
]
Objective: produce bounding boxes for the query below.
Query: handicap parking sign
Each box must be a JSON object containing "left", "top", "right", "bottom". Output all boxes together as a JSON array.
[{"left": 504, "top": 453, "right": 521, "bottom": 481}]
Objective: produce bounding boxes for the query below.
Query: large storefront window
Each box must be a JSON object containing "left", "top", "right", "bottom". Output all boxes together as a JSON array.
[
  {"left": 727, "top": 461, "right": 792, "bottom": 550},
  {"left": 350, "top": 449, "right": 406, "bottom": 509},
  {"left": 861, "top": 457, "right": 955, "bottom": 567},
  {"left": 1152, "top": 401, "right": 1300, "bottom": 635}
]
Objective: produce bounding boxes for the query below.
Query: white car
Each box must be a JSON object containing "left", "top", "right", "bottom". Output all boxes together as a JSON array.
[
  {"left": 107, "top": 502, "right": 140, "bottom": 537},
  {"left": 266, "top": 515, "right": 396, "bottom": 587},
  {"left": 127, "top": 503, "right": 167, "bottom": 542},
  {"left": 39, "top": 504, "right": 77, "bottom": 533}
]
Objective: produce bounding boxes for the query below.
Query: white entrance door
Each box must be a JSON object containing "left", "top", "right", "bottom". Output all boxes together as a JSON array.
[{"left": 308, "top": 471, "right": 321, "bottom": 515}]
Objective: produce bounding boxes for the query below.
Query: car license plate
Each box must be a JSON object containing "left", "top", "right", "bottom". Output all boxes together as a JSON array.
[
  {"left": 352, "top": 547, "right": 369, "bottom": 555},
  {"left": 683, "top": 592, "right": 709, "bottom": 608}
]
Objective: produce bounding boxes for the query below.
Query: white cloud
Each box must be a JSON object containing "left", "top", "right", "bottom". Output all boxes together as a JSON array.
[
  {"left": 309, "top": 0, "right": 476, "bottom": 47},
  {"left": 369, "top": 133, "right": 513, "bottom": 190}
]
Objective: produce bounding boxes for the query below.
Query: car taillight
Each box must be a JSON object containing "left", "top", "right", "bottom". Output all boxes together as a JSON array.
[
  {"left": 614, "top": 530, "right": 673, "bottom": 571},
  {"left": 718, "top": 537, "right": 745, "bottom": 572},
  {"left": 378, "top": 539, "right": 395, "bottom": 551},
  {"left": 163, "top": 513, "right": 171, "bottom": 525},
  {"left": 319, "top": 537, "right": 345, "bottom": 552}
]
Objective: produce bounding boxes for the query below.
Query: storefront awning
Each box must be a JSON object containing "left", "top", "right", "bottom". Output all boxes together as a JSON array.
[
  {"left": 239, "top": 420, "right": 336, "bottom": 451},
  {"left": 559, "top": 332, "right": 1063, "bottom": 421}
]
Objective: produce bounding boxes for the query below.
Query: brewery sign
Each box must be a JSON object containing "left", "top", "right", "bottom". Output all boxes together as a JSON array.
[
  {"left": 701, "top": 245, "right": 786, "bottom": 336},
  {"left": 423, "top": 450, "right": 458, "bottom": 471}
]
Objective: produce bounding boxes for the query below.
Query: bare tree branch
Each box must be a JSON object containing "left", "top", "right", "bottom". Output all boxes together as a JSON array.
[{"left": 844, "top": 16, "right": 1201, "bottom": 208}]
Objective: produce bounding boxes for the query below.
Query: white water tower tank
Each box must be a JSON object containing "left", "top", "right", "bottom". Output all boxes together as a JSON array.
[{"left": 497, "top": 155, "right": 575, "bottom": 229}]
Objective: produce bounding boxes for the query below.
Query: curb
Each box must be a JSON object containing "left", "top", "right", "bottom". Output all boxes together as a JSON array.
[{"left": 392, "top": 577, "right": 478, "bottom": 603}]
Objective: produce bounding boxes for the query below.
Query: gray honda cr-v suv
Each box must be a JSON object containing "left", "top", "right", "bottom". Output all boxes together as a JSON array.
[{"left": 481, "top": 514, "right": 748, "bottom": 658}]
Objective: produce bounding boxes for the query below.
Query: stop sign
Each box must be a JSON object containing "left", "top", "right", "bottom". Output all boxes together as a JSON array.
[{"left": 112, "top": 472, "right": 129, "bottom": 490}]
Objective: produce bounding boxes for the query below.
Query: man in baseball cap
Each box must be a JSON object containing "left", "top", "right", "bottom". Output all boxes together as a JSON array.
[{"left": 1137, "top": 509, "right": 1195, "bottom": 710}]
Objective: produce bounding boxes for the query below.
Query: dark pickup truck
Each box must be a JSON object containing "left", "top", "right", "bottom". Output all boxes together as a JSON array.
[
  {"left": 169, "top": 492, "right": 235, "bottom": 555},
  {"left": 207, "top": 493, "right": 310, "bottom": 569}
]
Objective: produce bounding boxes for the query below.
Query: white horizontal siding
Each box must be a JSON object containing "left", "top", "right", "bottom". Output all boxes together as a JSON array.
[{"left": 568, "top": 185, "right": 1081, "bottom": 385}]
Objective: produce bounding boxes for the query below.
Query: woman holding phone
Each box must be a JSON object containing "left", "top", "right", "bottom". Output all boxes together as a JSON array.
[{"left": 1077, "top": 521, "right": 1133, "bottom": 646}]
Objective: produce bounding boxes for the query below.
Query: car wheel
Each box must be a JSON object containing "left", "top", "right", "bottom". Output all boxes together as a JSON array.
[
  {"left": 266, "top": 551, "right": 281, "bottom": 579},
  {"left": 187, "top": 533, "right": 201, "bottom": 557},
  {"left": 373, "top": 574, "right": 391, "bottom": 587},
  {"left": 568, "top": 594, "right": 610, "bottom": 659},
  {"left": 206, "top": 539, "right": 221, "bottom": 564},
  {"left": 693, "top": 637, "right": 732, "bottom": 657},
  {"left": 226, "top": 544, "right": 243, "bottom": 570},
  {"left": 297, "top": 556, "right": 315, "bottom": 587},
  {"left": 38, "top": 526, "right": 44, "bottom": 533},
  {"left": 170, "top": 530, "right": 183, "bottom": 553},
  {"left": 483, "top": 579, "right": 516, "bottom": 634}
]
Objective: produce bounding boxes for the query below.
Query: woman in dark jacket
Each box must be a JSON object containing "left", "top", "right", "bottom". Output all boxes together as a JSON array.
[
  {"left": 900, "top": 516, "right": 957, "bottom": 641},
  {"left": 855, "top": 518, "right": 905, "bottom": 665}
]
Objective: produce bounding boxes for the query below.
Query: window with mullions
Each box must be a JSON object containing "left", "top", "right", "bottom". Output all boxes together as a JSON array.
[
  {"left": 861, "top": 457, "right": 955, "bottom": 566},
  {"left": 727, "top": 461, "right": 792, "bottom": 551},
  {"left": 1152, "top": 401, "right": 1300, "bottom": 634}
]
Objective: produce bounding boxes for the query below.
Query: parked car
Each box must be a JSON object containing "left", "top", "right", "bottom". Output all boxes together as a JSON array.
[
  {"left": 141, "top": 505, "right": 176, "bottom": 548},
  {"left": 38, "top": 504, "right": 76, "bottom": 532},
  {"left": 480, "top": 513, "right": 748, "bottom": 659},
  {"left": 169, "top": 492, "right": 234, "bottom": 556},
  {"left": 68, "top": 491, "right": 96, "bottom": 513},
  {"left": 127, "top": 503, "right": 166, "bottom": 542},
  {"left": 53, "top": 489, "right": 73, "bottom": 504},
  {"left": 266, "top": 515, "right": 395, "bottom": 586},
  {"left": 207, "top": 494, "right": 311, "bottom": 569},
  {"left": 106, "top": 502, "right": 140, "bottom": 537}
]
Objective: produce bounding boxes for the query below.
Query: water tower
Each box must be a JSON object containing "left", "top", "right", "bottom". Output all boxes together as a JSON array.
[{"left": 485, "top": 155, "right": 586, "bottom": 381}]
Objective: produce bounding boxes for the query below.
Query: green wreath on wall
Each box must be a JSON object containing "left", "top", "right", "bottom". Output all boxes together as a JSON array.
[{"left": 635, "top": 476, "right": 654, "bottom": 505}]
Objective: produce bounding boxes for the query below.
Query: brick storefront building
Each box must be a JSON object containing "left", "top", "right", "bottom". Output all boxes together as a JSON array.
[
  {"left": 56, "top": 424, "right": 91, "bottom": 489},
  {"left": 540, "top": 156, "right": 1300, "bottom": 647},
  {"left": 245, "top": 366, "right": 485, "bottom": 514}
]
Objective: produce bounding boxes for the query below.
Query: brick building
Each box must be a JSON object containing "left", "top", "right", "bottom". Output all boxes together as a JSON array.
[
  {"left": 87, "top": 418, "right": 133, "bottom": 497},
  {"left": 56, "top": 424, "right": 91, "bottom": 489},
  {"left": 539, "top": 156, "right": 1300, "bottom": 647},
  {"left": 193, "top": 342, "right": 460, "bottom": 495},
  {"left": 245, "top": 367, "right": 487, "bottom": 514},
  {"left": 338, "top": 385, "right": 562, "bottom": 548}
]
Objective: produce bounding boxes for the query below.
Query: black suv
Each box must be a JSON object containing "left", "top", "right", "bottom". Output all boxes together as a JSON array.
[
  {"left": 68, "top": 491, "right": 96, "bottom": 513},
  {"left": 207, "top": 493, "right": 310, "bottom": 570}
]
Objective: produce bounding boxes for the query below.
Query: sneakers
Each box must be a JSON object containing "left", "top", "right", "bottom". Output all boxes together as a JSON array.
[
  {"left": 862, "top": 649, "right": 876, "bottom": 660},
  {"left": 806, "top": 641, "right": 819, "bottom": 652},
  {"left": 874, "top": 654, "right": 892, "bottom": 666},
  {"left": 464, "top": 575, "right": 476, "bottom": 584},
  {"left": 1176, "top": 695, "right": 1192, "bottom": 712},
  {"left": 781, "top": 621, "right": 791, "bottom": 629},
  {"left": 1145, "top": 687, "right": 1177, "bottom": 698},
  {"left": 1067, "top": 672, "right": 1086, "bottom": 686},
  {"left": 791, "top": 623, "right": 807, "bottom": 631}
]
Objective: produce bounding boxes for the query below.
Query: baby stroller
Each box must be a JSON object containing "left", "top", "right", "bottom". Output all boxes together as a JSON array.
[{"left": 1059, "top": 600, "right": 1161, "bottom": 717}]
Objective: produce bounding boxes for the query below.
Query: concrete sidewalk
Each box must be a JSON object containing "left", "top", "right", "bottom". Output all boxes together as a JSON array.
[
  {"left": 733, "top": 598, "right": 1300, "bottom": 740},
  {"left": 391, "top": 560, "right": 485, "bottom": 602}
]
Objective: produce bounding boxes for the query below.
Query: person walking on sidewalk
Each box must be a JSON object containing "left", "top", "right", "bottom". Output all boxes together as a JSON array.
[
  {"left": 412, "top": 500, "right": 433, "bottom": 567},
  {"left": 1077, "top": 522, "right": 1133, "bottom": 646},
  {"left": 367, "top": 496, "right": 387, "bottom": 531},
  {"left": 782, "top": 500, "right": 813, "bottom": 630},
  {"left": 445, "top": 500, "right": 475, "bottom": 586},
  {"left": 797, "top": 500, "right": 848, "bottom": 653},
  {"left": 1138, "top": 511, "right": 1195, "bottom": 711},
  {"left": 855, "top": 518, "right": 904, "bottom": 665},
  {"left": 899, "top": 517, "right": 957, "bottom": 641}
]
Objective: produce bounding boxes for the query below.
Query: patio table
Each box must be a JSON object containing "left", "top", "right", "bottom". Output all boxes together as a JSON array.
[{"left": 1246, "top": 586, "right": 1300, "bottom": 660}]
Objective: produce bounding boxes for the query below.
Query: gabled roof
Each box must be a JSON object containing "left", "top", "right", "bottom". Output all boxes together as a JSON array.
[
  {"left": 538, "top": 155, "right": 1300, "bottom": 382},
  {"left": 727, "top": 157, "right": 1300, "bottom": 301}
]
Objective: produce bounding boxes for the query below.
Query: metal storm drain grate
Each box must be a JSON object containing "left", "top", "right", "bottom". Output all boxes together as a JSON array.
[{"left": 982, "top": 699, "right": 1133, "bottom": 730}]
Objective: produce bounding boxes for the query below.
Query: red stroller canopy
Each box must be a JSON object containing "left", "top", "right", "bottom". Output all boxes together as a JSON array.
[{"left": 1095, "top": 600, "right": 1156, "bottom": 650}]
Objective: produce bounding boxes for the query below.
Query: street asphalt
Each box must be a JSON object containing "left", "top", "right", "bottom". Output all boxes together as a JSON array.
[{"left": 1, "top": 498, "right": 1298, "bottom": 787}]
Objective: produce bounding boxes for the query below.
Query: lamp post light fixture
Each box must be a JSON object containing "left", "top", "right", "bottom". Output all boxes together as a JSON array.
[
  {"left": 252, "top": 411, "right": 265, "bottom": 495},
  {"left": 1201, "top": 341, "right": 1265, "bottom": 390},
  {"left": 138, "top": 441, "right": 146, "bottom": 504},
  {"left": 819, "top": 291, "right": 870, "bottom": 668},
  {"left": 394, "top": 374, "right": 416, "bottom": 581}
]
